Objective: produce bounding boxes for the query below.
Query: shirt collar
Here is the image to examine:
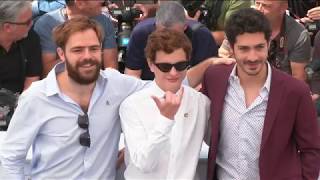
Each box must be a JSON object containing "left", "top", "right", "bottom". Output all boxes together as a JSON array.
[
  {"left": 229, "top": 62, "right": 272, "bottom": 93},
  {"left": 0, "top": 42, "right": 19, "bottom": 55},
  {"left": 44, "top": 62, "right": 107, "bottom": 96},
  {"left": 150, "top": 81, "right": 166, "bottom": 97}
]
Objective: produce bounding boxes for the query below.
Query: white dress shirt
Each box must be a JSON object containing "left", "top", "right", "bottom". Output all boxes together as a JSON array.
[
  {"left": 216, "top": 63, "right": 272, "bottom": 180},
  {"left": 120, "top": 82, "right": 210, "bottom": 180}
]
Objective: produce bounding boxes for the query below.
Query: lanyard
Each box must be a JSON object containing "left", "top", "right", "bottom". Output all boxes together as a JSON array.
[{"left": 268, "top": 14, "right": 289, "bottom": 73}]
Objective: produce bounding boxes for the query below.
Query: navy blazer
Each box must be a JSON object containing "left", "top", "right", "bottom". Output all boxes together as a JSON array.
[{"left": 202, "top": 64, "right": 320, "bottom": 180}]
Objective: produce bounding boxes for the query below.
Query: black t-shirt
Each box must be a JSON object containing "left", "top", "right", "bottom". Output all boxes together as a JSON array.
[
  {"left": 288, "top": 0, "right": 318, "bottom": 18},
  {"left": 0, "top": 29, "right": 42, "bottom": 93}
]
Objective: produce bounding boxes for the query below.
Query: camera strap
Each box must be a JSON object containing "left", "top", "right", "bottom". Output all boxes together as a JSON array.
[{"left": 268, "top": 14, "right": 289, "bottom": 74}]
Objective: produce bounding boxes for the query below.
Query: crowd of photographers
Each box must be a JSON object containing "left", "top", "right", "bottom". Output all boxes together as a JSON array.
[{"left": 0, "top": 0, "right": 319, "bottom": 179}]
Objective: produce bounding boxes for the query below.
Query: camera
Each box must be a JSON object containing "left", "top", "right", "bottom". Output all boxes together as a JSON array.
[
  {"left": 111, "top": 7, "right": 142, "bottom": 48},
  {"left": 305, "top": 20, "right": 320, "bottom": 32},
  {"left": 109, "top": 7, "right": 142, "bottom": 72},
  {"left": 182, "top": 0, "right": 213, "bottom": 29}
]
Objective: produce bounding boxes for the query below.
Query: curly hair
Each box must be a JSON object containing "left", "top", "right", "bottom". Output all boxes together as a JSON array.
[
  {"left": 145, "top": 29, "right": 192, "bottom": 63},
  {"left": 225, "top": 8, "right": 272, "bottom": 47}
]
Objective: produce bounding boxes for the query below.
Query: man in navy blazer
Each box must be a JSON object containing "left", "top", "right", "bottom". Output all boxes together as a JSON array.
[{"left": 203, "top": 8, "right": 320, "bottom": 180}]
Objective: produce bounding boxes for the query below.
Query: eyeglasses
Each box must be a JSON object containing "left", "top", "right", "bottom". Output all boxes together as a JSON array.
[
  {"left": 154, "top": 61, "right": 189, "bottom": 73},
  {"left": 78, "top": 114, "right": 90, "bottom": 147},
  {"left": 5, "top": 17, "right": 33, "bottom": 26}
]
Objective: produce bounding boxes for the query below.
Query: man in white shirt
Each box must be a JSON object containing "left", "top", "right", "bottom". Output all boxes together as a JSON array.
[{"left": 119, "top": 29, "right": 211, "bottom": 180}]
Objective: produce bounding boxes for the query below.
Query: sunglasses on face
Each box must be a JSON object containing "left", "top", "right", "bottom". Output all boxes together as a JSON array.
[
  {"left": 5, "top": 17, "right": 33, "bottom": 26},
  {"left": 154, "top": 61, "right": 189, "bottom": 73},
  {"left": 78, "top": 114, "right": 90, "bottom": 147}
]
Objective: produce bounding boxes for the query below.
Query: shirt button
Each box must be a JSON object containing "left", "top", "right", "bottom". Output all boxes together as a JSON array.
[{"left": 239, "top": 155, "right": 245, "bottom": 161}]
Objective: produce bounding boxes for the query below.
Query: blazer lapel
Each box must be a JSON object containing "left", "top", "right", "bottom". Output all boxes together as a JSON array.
[
  {"left": 206, "top": 64, "right": 233, "bottom": 180},
  {"left": 260, "top": 68, "right": 285, "bottom": 150},
  {"left": 210, "top": 65, "right": 234, "bottom": 136}
]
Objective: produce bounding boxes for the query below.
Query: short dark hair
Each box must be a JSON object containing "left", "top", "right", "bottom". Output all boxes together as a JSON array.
[
  {"left": 225, "top": 8, "right": 271, "bottom": 47},
  {"left": 145, "top": 29, "right": 192, "bottom": 63},
  {"left": 53, "top": 16, "right": 104, "bottom": 49}
]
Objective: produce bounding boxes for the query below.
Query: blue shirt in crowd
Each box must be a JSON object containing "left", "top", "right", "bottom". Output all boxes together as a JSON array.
[
  {"left": 125, "top": 18, "right": 218, "bottom": 80},
  {"left": 33, "top": 8, "right": 117, "bottom": 54}
]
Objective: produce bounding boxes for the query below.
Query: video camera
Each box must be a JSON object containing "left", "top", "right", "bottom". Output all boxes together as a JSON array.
[
  {"left": 109, "top": 7, "right": 142, "bottom": 72},
  {"left": 111, "top": 7, "right": 142, "bottom": 48}
]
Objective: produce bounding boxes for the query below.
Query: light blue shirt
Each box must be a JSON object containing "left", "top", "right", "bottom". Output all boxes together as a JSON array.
[
  {"left": 33, "top": 8, "right": 116, "bottom": 53},
  {"left": 216, "top": 62, "right": 272, "bottom": 180},
  {"left": 0, "top": 63, "right": 146, "bottom": 179}
]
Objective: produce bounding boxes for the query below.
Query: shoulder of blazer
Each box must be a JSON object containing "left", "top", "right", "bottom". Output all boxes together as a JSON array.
[
  {"left": 203, "top": 64, "right": 234, "bottom": 98},
  {"left": 205, "top": 64, "right": 234, "bottom": 83},
  {"left": 271, "top": 67, "right": 310, "bottom": 93}
]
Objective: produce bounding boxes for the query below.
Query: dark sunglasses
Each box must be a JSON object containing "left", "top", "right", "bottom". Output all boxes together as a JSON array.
[
  {"left": 154, "top": 61, "right": 189, "bottom": 73},
  {"left": 78, "top": 114, "right": 90, "bottom": 147},
  {"left": 5, "top": 17, "right": 33, "bottom": 26}
]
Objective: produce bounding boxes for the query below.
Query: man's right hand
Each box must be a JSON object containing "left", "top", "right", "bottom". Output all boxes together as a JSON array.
[
  {"left": 151, "top": 87, "right": 184, "bottom": 120},
  {"left": 210, "top": 57, "right": 236, "bottom": 65},
  {"left": 133, "top": 4, "right": 158, "bottom": 21}
]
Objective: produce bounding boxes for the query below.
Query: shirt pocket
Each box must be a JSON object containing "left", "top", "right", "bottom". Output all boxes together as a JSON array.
[{"left": 39, "top": 117, "right": 79, "bottom": 143}]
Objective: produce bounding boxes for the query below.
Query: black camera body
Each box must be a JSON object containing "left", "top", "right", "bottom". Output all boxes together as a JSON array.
[
  {"left": 305, "top": 20, "right": 320, "bottom": 32},
  {"left": 111, "top": 7, "right": 142, "bottom": 48},
  {"left": 112, "top": 7, "right": 142, "bottom": 24},
  {"left": 183, "top": 1, "right": 212, "bottom": 28},
  {"left": 110, "top": 7, "right": 142, "bottom": 72}
]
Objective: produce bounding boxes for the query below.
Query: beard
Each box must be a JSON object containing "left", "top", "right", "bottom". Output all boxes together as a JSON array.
[{"left": 65, "top": 58, "right": 101, "bottom": 85}]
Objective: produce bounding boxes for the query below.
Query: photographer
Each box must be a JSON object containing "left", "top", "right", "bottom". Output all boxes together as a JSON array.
[
  {"left": 138, "top": 0, "right": 251, "bottom": 46},
  {"left": 0, "top": 1, "right": 42, "bottom": 130},
  {"left": 299, "top": 5, "right": 320, "bottom": 40},
  {"left": 288, "top": 0, "right": 320, "bottom": 45},
  {"left": 184, "top": 0, "right": 251, "bottom": 46},
  {"left": 124, "top": 1, "right": 218, "bottom": 80},
  {"left": 0, "top": 1, "right": 42, "bottom": 93},
  {"left": 289, "top": 0, "right": 320, "bottom": 25},
  {"left": 33, "top": 0, "right": 118, "bottom": 77}
]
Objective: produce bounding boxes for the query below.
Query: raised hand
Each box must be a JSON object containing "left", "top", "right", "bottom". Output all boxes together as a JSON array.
[{"left": 151, "top": 87, "right": 184, "bottom": 120}]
